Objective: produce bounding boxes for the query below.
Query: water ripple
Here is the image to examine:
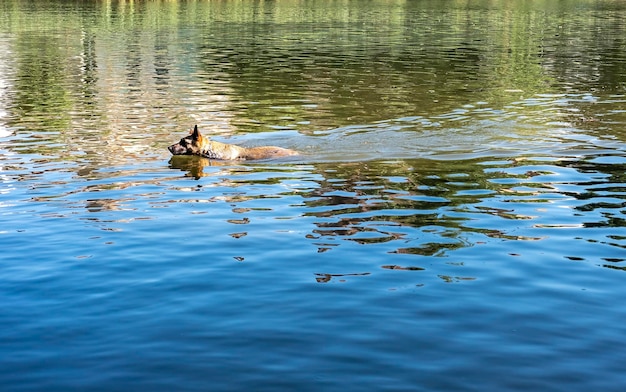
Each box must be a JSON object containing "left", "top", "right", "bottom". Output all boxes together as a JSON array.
[{"left": 3, "top": 2, "right": 626, "bottom": 390}]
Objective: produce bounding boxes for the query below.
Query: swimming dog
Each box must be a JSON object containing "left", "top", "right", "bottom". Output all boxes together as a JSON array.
[{"left": 168, "top": 125, "right": 298, "bottom": 160}]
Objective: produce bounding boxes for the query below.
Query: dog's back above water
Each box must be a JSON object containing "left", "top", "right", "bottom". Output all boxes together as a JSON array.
[{"left": 168, "top": 125, "right": 298, "bottom": 160}]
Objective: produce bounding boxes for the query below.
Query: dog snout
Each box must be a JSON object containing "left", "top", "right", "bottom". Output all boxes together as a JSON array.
[{"left": 168, "top": 144, "right": 182, "bottom": 155}]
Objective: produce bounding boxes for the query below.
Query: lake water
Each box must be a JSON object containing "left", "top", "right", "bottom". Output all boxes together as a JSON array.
[{"left": 2, "top": 0, "right": 626, "bottom": 390}]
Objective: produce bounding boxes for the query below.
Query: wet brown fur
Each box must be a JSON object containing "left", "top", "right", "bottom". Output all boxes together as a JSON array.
[{"left": 168, "top": 125, "right": 298, "bottom": 160}]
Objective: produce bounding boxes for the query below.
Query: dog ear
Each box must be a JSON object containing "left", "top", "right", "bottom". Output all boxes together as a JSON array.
[{"left": 191, "top": 125, "right": 201, "bottom": 140}]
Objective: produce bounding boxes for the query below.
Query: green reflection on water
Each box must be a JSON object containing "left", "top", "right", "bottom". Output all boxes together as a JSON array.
[{"left": 1, "top": 0, "right": 626, "bottom": 162}]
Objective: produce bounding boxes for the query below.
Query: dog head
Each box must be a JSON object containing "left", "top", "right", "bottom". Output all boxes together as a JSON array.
[{"left": 168, "top": 125, "right": 205, "bottom": 156}]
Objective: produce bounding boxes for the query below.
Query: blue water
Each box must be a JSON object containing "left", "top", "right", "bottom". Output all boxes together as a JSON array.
[
  {"left": 2, "top": 1, "right": 626, "bottom": 391},
  {"left": 3, "top": 136, "right": 626, "bottom": 390}
]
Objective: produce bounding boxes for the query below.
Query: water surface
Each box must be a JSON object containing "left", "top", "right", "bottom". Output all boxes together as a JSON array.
[{"left": 1, "top": 1, "right": 626, "bottom": 390}]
